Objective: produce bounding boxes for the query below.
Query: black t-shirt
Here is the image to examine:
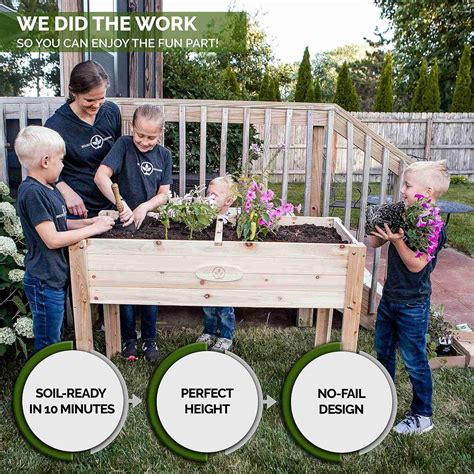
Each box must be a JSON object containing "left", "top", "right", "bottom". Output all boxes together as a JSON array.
[
  {"left": 17, "top": 177, "right": 69, "bottom": 289},
  {"left": 383, "top": 226, "right": 447, "bottom": 303},
  {"left": 101, "top": 136, "right": 173, "bottom": 210},
  {"left": 45, "top": 101, "right": 122, "bottom": 216}
]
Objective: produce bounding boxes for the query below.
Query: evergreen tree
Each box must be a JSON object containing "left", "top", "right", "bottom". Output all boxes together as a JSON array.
[
  {"left": 314, "top": 78, "right": 322, "bottom": 102},
  {"left": 222, "top": 66, "right": 240, "bottom": 98},
  {"left": 424, "top": 61, "right": 441, "bottom": 112},
  {"left": 333, "top": 62, "right": 360, "bottom": 111},
  {"left": 272, "top": 77, "right": 281, "bottom": 101},
  {"left": 450, "top": 44, "right": 472, "bottom": 112},
  {"left": 304, "top": 81, "right": 316, "bottom": 102},
  {"left": 295, "top": 47, "right": 312, "bottom": 102},
  {"left": 411, "top": 59, "right": 428, "bottom": 112},
  {"left": 258, "top": 70, "right": 271, "bottom": 100},
  {"left": 374, "top": 53, "right": 393, "bottom": 112}
]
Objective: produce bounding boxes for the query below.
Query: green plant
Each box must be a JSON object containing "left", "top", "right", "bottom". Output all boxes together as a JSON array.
[
  {"left": 294, "top": 47, "right": 313, "bottom": 102},
  {"left": 0, "top": 182, "right": 33, "bottom": 358},
  {"left": 450, "top": 175, "right": 468, "bottom": 185},
  {"left": 450, "top": 44, "right": 472, "bottom": 112},
  {"left": 333, "top": 61, "right": 360, "bottom": 111},
  {"left": 426, "top": 304, "right": 453, "bottom": 357},
  {"left": 374, "top": 53, "right": 394, "bottom": 112}
]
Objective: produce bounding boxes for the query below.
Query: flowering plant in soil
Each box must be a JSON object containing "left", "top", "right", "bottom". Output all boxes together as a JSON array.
[
  {"left": 0, "top": 182, "right": 33, "bottom": 359},
  {"left": 234, "top": 143, "right": 302, "bottom": 241},
  {"left": 154, "top": 186, "right": 219, "bottom": 239}
]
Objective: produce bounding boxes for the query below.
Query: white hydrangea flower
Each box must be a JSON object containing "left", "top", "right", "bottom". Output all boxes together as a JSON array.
[
  {"left": 0, "top": 201, "right": 17, "bottom": 222},
  {"left": 13, "top": 252, "right": 25, "bottom": 267},
  {"left": 8, "top": 268, "right": 25, "bottom": 282},
  {"left": 14, "top": 317, "right": 34, "bottom": 338},
  {"left": 0, "top": 236, "right": 17, "bottom": 256},
  {"left": 4, "top": 217, "right": 24, "bottom": 239},
  {"left": 0, "top": 182, "right": 10, "bottom": 197},
  {"left": 0, "top": 327, "right": 16, "bottom": 345}
]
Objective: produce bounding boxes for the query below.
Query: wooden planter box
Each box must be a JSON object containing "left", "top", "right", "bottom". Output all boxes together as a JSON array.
[
  {"left": 69, "top": 216, "right": 366, "bottom": 358},
  {"left": 429, "top": 331, "right": 474, "bottom": 369}
]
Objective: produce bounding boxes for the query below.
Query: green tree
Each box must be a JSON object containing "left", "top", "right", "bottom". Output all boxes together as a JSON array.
[
  {"left": 375, "top": 0, "right": 471, "bottom": 110},
  {"left": 258, "top": 70, "right": 272, "bottom": 100},
  {"left": 450, "top": 44, "right": 472, "bottom": 112},
  {"left": 271, "top": 77, "right": 281, "bottom": 101},
  {"left": 304, "top": 81, "right": 315, "bottom": 102},
  {"left": 333, "top": 62, "right": 360, "bottom": 111},
  {"left": 294, "top": 47, "right": 313, "bottom": 102},
  {"left": 222, "top": 66, "right": 240, "bottom": 98},
  {"left": 313, "top": 78, "right": 322, "bottom": 102},
  {"left": 424, "top": 61, "right": 441, "bottom": 112},
  {"left": 374, "top": 53, "right": 393, "bottom": 112},
  {"left": 411, "top": 59, "right": 428, "bottom": 112}
]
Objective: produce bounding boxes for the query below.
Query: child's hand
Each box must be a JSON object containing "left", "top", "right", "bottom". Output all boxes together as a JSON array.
[
  {"left": 90, "top": 216, "right": 115, "bottom": 234},
  {"left": 119, "top": 202, "right": 134, "bottom": 226},
  {"left": 372, "top": 223, "right": 405, "bottom": 243},
  {"left": 132, "top": 203, "right": 149, "bottom": 229}
]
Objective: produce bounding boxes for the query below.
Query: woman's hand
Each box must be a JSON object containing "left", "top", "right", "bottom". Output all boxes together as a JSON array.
[
  {"left": 132, "top": 203, "right": 150, "bottom": 230},
  {"left": 58, "top": 184, "right": 88, "bottom": 218},
  {"left": 119, "top": 201, "right": 135, "bottom": 227}
]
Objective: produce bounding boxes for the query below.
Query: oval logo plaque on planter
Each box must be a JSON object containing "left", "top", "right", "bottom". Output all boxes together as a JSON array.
[{"left": 196, "top": 265, "right": 243, "bottom": 282}]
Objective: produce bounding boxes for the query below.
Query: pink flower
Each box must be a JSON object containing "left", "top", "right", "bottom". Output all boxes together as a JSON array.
[
  {"left": 261, "top": 189, "right": 274, "bottom": 203},
  {"left": 415, "top": 193, "right": 425, "bottom": 199},
  {"left": 258, "top": 218, "right": 266, "bottom": 225},
  {"left": 426, "top": 254, "right": 434, "bottom": 262},
  {"left": 415, "top": 251, "right": 424, "bottom": 258},
  {"left": 246, "top": 190, "right": 256, "bottom": 201},
  {"left": 282, "top": 202, "right": 294, "bottom": 214},
  {"left": 422, "top": 203, "right": 431, "bottom": 210},
  {"left": 416, "top": 219, "right": 427, "bottom": 228},
  {"left": 295, "top": 204, "right": 302, "bottom": 214}
]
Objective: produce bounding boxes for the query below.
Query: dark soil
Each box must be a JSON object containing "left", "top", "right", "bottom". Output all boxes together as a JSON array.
[
  {"left": 97, "top": 216, "right": 347, "bottom": 244},
  {"left": 365, "top": 201, "right": 406, "bottom": 234}
]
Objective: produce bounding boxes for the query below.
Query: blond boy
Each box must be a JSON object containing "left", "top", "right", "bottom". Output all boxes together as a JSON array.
[{"left": 369, "top": 160, "right": 450, "bottom": 434}]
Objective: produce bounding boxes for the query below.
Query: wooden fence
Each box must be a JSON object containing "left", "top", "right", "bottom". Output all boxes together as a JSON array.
[{"left": 0, "top": 97, "right": 413, "bottom": 323}]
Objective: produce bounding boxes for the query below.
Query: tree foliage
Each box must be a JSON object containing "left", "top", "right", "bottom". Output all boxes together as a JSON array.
[
  {"left": 333, "top": 62, "right": 360, "bottom": 111},
  {"left": 374, "top": 53, "right": 393, "bottom": 112},
  {"left": 425, "top": 61, "right": 441, "bottom": 112},
  {"left": 294, "top": 47, "right": 313, "bottom": 102},
  {"left": 450, "top": 44, "right": 472, "bottom": 112},
  {"left": 411, "top": 59, "right": 428, "bottom": 112}
]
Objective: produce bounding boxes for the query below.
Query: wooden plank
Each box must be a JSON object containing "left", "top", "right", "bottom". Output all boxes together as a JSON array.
[
  {"left": 0, "top": 104, "right": 7, "bottom": 185},
  {"left": 357, "top": 135, "right": 372, "bottom": 242},
  {"left": 424, "top": 118, "right": 433, "bottom": 160},
  {"left": 241, "top": 108, "right": 251, "bottom": 172},
  {"left": 314, "top": 308, "right": 333, "bottom": 346},
  {"left": 214, "top": 217, "right": 224, "bottom": 246},
  {"left": 281, "top": 109, "right": 293, "bottom": 202},
  {"left": 220, "top": 107, "right": 229, "bottom": 176},
  {"left": 199, "top": 106, "right": 207, "bottom": 192},
  {"left": 90, "top": 287, "right": 345, "bottom": 308},
  {"left": 69, "top": 241, "right": 93, "bottom": 352},
  {"left": 392, "top": 160, "right": 405, "bottom": 202},
  {"left": 322, "top": 110, "right": 335, "bottom": 216},
  {"left": 308, "top": 127, "right": 324, "bottom": 216},
  {"left": 262, "top": 109, "right": 272, "bottom": 186},
  {"left": 334, "top": 218, "right": 357, "bottom": 244},
  {"left": 344, "top": 121, "right": 354, "bottom": 228},
  {"left": 297, "top": 309, "right": 314, "bottom": 327},
  {"left": 179, "top": 105, "right": 186, "bottom": 195},
  {"left": 303, "top": 110, "right": 314, "bottom": 215},
  {"left": 19, "top": 103, "right": 27, "bottom": 180},
  {"left": 90, "top": 271, "right": 346, "bottom": 291},
  {"left": 341, "top": 244, "right": 366, "bottom": 351},
  {"left": 369, "top": 147, "right": 389, "bottom": 314},
  {"left": 103, "top": 304, "right": 121, "bottom": 358},
  {"left": 41, "top": 102, "right": 50, "bottom": 125}
]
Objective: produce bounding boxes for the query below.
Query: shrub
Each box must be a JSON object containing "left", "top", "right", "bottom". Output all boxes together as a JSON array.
[{"left": 450, "top": 175, "right": 468, "bottom": 185}]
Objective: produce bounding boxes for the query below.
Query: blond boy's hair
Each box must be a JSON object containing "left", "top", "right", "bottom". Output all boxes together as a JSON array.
[
  {"left": 132, "top": 104, "right": 164, "bottom": 129},
  {"left": 14, "top": 126, "right": 65, "bottom": 170},
  {"left": 208, "top": 175, "right": 236, "bottom": 200},
  {"left": 404, "top": 160, "right": 450, "bottom": 197}
]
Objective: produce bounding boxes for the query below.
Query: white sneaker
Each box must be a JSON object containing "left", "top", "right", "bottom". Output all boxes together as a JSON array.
[
  {"left": 393, "top": 412, "right": 433, "bottom": 434},
  {"left": 211, "top": 338, "right": 233, "bottom": 352},
  {"left": 196, "top": 333, "right": 215, "bottom": 347}
]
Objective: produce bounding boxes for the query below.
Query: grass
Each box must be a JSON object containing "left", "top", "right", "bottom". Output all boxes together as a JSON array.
[
  {"left": 269, "top": 181, "right": 474, "bottom": 256},
  {"left": 0, "top": 327, "right": 471, "bottom": 472}
]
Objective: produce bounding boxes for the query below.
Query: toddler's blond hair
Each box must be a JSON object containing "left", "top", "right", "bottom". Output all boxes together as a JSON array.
[
  {"left": 208, "top": 175, "right": 236, "bottom": 200},
  {"left": 14, "top": 126, "right": 65, "bottom": 170},
  {"left": 404, "top": 160, "right": 450, "bottom": 197}
]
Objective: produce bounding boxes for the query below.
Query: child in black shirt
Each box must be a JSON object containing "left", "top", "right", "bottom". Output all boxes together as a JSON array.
[{"left": 95, "top": 105, "right": 172, "bottom": 361}]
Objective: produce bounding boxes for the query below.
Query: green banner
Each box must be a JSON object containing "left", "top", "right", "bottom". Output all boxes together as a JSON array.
[{"left": 0, "top": 12, "right": 247, "bottom": 52}]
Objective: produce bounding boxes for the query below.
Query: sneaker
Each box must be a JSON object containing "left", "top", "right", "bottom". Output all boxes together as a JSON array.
[
  {"left": 143, "top": 341, "right": 160, "bottom": 362},
  {"left": 393, "top": 411, "right": 434, "bottom": 434},
  {"left": 210, "top": 338, "right": 233, "bottom": 353},
  {"left": 122, "top": 340, "right": 138, "bottom": 361},
  {"left": 196, "top": 333, "right": 215, "bottom": 347}
]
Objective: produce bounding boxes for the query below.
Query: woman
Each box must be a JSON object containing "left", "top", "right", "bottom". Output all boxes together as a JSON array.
[{"left": 45, "top": 60, "right": 122, "bottom": 217}]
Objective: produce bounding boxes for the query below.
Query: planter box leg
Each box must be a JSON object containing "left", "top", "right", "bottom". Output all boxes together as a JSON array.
[
  {"left": 69, "top": 241, "right": 93, "bottom": 352},
  {"left": 104, "top": 304, "right": 121, "bottom": 359},
  {"left": 341, "top": 246, "right": 366, "bottom": 351},
  {"left": 315, "top": 308, "right": 333, "bottom": 346},
  {"left": 297, "top": 308, "right": 314, "bottom": 327}
]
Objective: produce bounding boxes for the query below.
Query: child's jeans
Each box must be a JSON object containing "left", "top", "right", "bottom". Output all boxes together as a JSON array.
[
  {"left": 120, "top": 305, "right": 158, "bottom": 343},
  {"left": 23, "top": 272, "right": 66, "bottom": 352},
  {"left": 375, "top": 296, "right": 432, "bottom": 417},
  {"left": 202, "top": 307, "right": 235, "bottom": 340}
]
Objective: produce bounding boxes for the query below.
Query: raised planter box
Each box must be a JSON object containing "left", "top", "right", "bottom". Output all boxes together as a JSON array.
[
  {"left": 69, "top": 216, "right": 366, "bottom": 358},
  {"left": 429, "top": 331, "right": 474, "bottom": 369}
]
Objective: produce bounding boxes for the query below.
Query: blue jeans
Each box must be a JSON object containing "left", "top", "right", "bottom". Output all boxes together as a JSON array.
[
  {"left": 202, "top": 307, "right": 235, "bottom": 340},
  {"left": 120, "top": 305, "right": 158, "bottom": 342},
  {"left": 375, "top": 296, "right": 432, "bottom": 417},
  {"left": 23, "top": 272, "right": 66, "bottom": 352}
]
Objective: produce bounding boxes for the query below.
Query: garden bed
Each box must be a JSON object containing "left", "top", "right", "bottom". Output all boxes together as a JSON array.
[{"left": 69, "top": 216, "right": 366, "bottom": 357}]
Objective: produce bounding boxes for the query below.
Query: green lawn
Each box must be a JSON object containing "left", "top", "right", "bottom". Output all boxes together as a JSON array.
[
  {"left": 0, "top": 327, "right": 471, "bottom": 472},
  {"left": 269, "top": 181, "right": 474, "bottom": 256}
]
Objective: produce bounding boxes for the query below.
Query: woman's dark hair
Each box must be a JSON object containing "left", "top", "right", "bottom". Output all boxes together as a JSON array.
[{"left": 67, "top": 60, "right": 109, "bottom": 103}]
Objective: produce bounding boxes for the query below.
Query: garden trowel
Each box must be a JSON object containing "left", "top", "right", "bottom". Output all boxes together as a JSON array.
[{"left": 111, "top": 183, "right": 137, "bottom": 233}]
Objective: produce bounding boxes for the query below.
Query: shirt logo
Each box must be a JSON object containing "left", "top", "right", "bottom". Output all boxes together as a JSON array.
[
  {"left": 55, "top": 205, "right": 67, "bottom": 220},
  {"left": 81, "top": 135, "right": 112, "bottom": 150},
  {"left": 139, "top": 161, "right": 162, "bottom": 176}
]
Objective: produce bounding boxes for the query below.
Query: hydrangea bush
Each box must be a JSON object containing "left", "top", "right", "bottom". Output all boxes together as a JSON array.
[{"left": 0, "top": 182, "right": 33, "bottom": 358}]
